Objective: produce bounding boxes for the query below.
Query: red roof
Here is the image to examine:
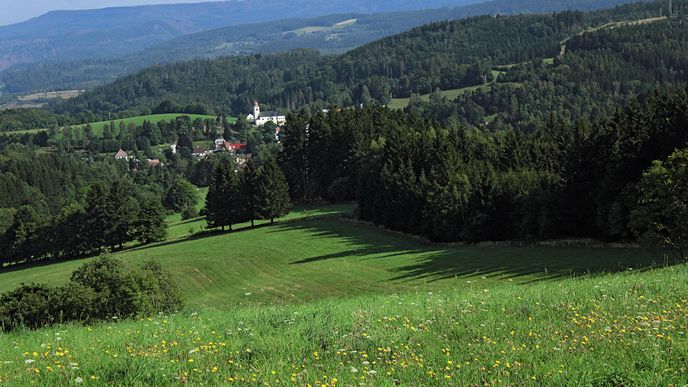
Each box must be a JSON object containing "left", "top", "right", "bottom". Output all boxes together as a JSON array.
[
  {"left": 225, "top": 142, "right": 247, "bottom": 151},
  {"left": 114, "top": 149, "right": 128, "bottom": 158},
  {"left": 146, "top": 159, "right": 161, "bottom": 167}
]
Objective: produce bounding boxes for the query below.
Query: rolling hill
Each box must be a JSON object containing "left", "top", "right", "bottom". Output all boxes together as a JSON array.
[
  {"left": 0, "top": 0, "right": 482, "bottom": 73},
  {"left": 0, "top": 0, "right": 645, "bottom": 95},
  {"left": 0, "top": 202, "right": 683, "bottom": 384}
]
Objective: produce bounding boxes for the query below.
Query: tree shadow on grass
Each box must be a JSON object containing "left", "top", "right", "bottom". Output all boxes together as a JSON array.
[{"left": 274, "top": 218, "right": 675, "bottom": 284}]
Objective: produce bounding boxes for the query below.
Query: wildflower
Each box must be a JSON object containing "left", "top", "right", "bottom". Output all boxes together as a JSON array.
[{"left": 75, "top": 377, "right": 83, "bottom": 384}]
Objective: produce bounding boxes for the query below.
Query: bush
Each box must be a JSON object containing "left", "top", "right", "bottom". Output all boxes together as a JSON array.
[
  {"left": 181, "top": 206, "right": 199, "bottom": 220},
  {"left": 0, "top": 284, "right": 53, "bottom": 331},
  {"left": 0, "top": 256, "right": 184, "bottom": 332}
]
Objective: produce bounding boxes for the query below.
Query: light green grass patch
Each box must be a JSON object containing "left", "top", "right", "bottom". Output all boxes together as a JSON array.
[{"left": 0, "top": 262, "right": 684, "bottom": 385}]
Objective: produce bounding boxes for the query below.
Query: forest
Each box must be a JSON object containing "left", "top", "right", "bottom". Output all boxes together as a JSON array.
[
  {"left": 43, "top": 0, "right": 685, "bottom": 134},
  {"left": 0, "top": 0, "right": 640, "bottom": 94},
  {"left": 1, "top": 0, "right": 687, "bottom": 266},
  {"left": 280, "top": 87, "right": 688, "bottom": 246}
]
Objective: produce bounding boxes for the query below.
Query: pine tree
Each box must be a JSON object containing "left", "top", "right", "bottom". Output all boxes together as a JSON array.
[
  {"left": 107, "top": 181, "right": 137, "bottom": 250},
  {"left": 257, "top": 158, "right": 292, "bottom": 224},
  {"left": 84, "top": 183, "right": 111, "bottom": 253},
  {"left": 204, "top": 159, "right": 230, "bottom": 231},
  {"left": 224, "top": 166, "right": 243, "bottom": 231},
  {"left": 240, "top": 159, "right": 259, "bottom": 227},
  {"left": 135, "top": 198, "right": 167, "bottom": 244}
]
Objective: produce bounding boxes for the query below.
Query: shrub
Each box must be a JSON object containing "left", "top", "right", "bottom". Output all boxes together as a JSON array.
[
  {"left": 134, "top": 260, "right": 184, "bottom": 314},
  {"left": 0, "top": 283, "right": 53, "bottom": 331},
  {"left": 0, "top": 256, "right": 184, "bottom": 332},
  {"left": 181, "top": 206, "right": 199, "bottom": 220}
]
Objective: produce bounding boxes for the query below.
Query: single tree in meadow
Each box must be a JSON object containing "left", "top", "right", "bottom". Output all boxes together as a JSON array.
[
  {"left": 256, "top": 158, "right": 292, "bottom": 224},
  {"left": 135, "top": 198, "right": 168, "bottom": 245},
  {"left": 631, "top": 148, "right": 688, "bottom": 261},
  {"left": 240, "top": 159, "right": 260, "bottom": 227},
  {"left": 107, "top": 180, "right": 137, "bottom": 250},
  {"left": 84, "top": 183, "right": 112, "bottom": 253}
]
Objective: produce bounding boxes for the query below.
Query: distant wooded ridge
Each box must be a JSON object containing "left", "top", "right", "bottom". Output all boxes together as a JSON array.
[{"left": 0, "top": 0, "right": 644, "bottom": 95}]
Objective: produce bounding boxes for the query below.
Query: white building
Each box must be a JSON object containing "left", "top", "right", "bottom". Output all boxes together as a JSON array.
[{"left": 246, "top": 101, "right": 286, "bottom": 126}]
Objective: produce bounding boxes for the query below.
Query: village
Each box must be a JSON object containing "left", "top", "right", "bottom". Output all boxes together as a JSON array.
[{"left": 112, "top": 101, "right": 285, "bottom": 170}]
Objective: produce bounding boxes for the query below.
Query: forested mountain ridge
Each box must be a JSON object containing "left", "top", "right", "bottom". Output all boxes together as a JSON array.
[
  {"left": 0, "top": 0, "right": 644, "bottom": 95},
  {"left": 53, "top": 0, "right": 683, "bottom": 131},
  {"left": 0, "top": 0, "right": 481, "bottom": 73}
]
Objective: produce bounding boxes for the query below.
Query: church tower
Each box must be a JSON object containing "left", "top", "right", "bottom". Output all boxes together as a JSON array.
[{"left": 253, "top": 101, "right": 261, "bottom": 120}]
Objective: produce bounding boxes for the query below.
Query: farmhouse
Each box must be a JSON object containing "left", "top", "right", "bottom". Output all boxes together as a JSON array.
[
  {"left": 192, "top": 146, "right": 209, "bottom": 157},
  {"left": 214, "top": 139, "right": 248, "bottom": 153},
  {"left": 247, "top": 101, "right": 286, "bottom": 126},
  {"left": 114, "top": 149, "right": 129, "bottom": 160}
]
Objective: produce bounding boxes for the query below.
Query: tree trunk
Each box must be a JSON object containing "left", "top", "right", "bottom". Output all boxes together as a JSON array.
[
  {"left": 251, "top": 219, "right": 255, "bottom": 227},
  {"left": 271, "top": 218, "right": 274, "bottom": 224}
]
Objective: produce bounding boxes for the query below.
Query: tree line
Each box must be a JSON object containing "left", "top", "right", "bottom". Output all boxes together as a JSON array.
[
  {"left": 0, "top": 180, "right": 167, "bottom": 267},
  {"left": 278, "top": 87, "right": 688, "bottom": 249},
  {"left": 204, "top": 157, "right": 292, "bottom": 231}
]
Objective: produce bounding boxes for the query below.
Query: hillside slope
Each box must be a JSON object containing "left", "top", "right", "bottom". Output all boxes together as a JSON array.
[
  {"left": 0, "top": 0, "right": 481, "bottom": 72},
  {"left": 0, "top": 259, "right": 684, "bottom": 384},
  {"left": 52, "top": 0, "right": 675, "bottom": 122},
  {"left": 0, "top": 0, "right": 644, "bottom": 94}
]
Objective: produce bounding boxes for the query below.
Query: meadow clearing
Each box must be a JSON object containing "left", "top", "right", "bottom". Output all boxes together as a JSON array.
[{"left": 0, "top": 203, "right": 685, "bottom": 384}]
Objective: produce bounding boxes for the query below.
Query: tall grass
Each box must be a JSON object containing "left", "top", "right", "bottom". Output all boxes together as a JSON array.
[{"left": 0, "top": 264, "right": 685, "bottom": 385}]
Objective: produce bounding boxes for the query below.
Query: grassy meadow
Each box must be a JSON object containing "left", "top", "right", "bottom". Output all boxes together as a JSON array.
[
  {"left": 5, "top": 113, "right": 234, "bottom": 136},
  {"left": 0, "top": 200, "right": 685, "bottom": 384},
  {"left": 0, "top": 259, "right": 685, "bottom": 385}
]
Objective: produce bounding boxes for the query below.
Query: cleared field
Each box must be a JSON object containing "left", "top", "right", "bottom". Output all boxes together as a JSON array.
[
  {"left": 4, "top": 113, "right": 236, "bottom": 136},
  {"left": 388, "top": 85, "right": 490, "bottom": 110},
  {"left": 71, "top": 114, "right": 232, "bottom": 136}
]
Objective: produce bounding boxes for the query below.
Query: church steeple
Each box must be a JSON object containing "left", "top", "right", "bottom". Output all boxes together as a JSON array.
[{"left": 253, "top": 101, "right": 261, "bottom": 120}]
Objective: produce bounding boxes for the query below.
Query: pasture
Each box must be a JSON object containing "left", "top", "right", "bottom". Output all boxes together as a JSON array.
[{"left": 0, "top": 255, "right": 684, "bottom": 385}]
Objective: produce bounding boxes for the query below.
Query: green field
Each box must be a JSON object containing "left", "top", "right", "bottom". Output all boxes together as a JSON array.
[
  {"left": 0, "top": 244, "right": 684, "bottom": 385},
  {"left": 0, "top": 201, "right": 663, "bottom": 310},
  {"left": 5, "top": 113, "right": 236, "bottom": 136},
  {"left": 71, "top": 114, "right": 232, "bottom": 136},
  {"left": 0, "top": 198, "right": 684, "bottom": 384}
]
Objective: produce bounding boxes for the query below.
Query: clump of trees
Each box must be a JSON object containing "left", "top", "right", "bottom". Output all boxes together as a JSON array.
[
  {"left": 279, "top": 87, "right": 688, "bottom": 247},
  {"left": 1, "top": 181, "right": 167, "bottom": 266},
  {"left": 204, "top": 158, "right": 292, "bottom": 231},
  {"left": 0, "top": 256, "right": 183, "bottom": 332},
  {"left": 631, "top": 148, "right": 688, "bottom": 261}
]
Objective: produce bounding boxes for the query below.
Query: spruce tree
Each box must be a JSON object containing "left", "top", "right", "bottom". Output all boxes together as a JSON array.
[
  {"left": 257, "top": 158, "right": 292, "bottom": 224},
  {"left": 107, "top": 180, "right": 137, "bottom": 250},
  {"left": 135, "top": 198, "right": 167, "bottom": 244},
  {"left": 240, "top": 159, "right": 259, "bottom": 227},
  {"left": 204, "top": 159, "right": 230, "bottom": 231},
  {"left": 84, "top": 183, "right": 111, "bottom": 253}
]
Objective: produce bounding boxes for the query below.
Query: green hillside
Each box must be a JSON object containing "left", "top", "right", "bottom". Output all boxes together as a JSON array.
[
  {"left": 71, "top": 114, "right": 227, "bottom": 135},
  {"left": 0, "top": 203, "right": 659, "bottom": 310},
  {"left": 0, "top": 253, "right": 684, "bottom": 385}
]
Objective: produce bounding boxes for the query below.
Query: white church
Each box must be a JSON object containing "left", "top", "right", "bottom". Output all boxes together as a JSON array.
[{"left": 246, "top": 101, "right": 286, "bottom": 126}]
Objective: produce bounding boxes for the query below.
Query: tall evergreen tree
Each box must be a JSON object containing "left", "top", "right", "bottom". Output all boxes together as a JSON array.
[
  {"left": 135, "top": 198, "right": 167, "bottom": 245},
  {"left": 256, "top": 158, "right": 292, "bottom": 224},
  {"left": 107, "top": 180, "right": 137, "bottom": 250},
  {"left": 84, "top": 183, "right": 111, "bottom": 253},
  {"left": 240, "top": 159, "right": 260, "bottom": 227}
]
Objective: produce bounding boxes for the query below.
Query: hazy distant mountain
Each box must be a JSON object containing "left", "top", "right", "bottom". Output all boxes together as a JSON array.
[
  {"left": 0, "top": 0, "right": 646, "bottom": 96},
  {"left": 0, "top": 0, "right": 483, "bottom": 71}
]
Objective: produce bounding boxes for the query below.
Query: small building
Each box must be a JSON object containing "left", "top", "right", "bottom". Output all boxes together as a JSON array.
[
  {"left": 146, "top": 159, "right": 161, "bottom": 168},
  {"left": 114, "top": 149, "right": 129, "bottom": 160},
  {"left": 192, "top": 146, "right": 209, "bottom": 157},
  {"left": 247, "top": 101, "right": 286, "bottom": 126}
]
